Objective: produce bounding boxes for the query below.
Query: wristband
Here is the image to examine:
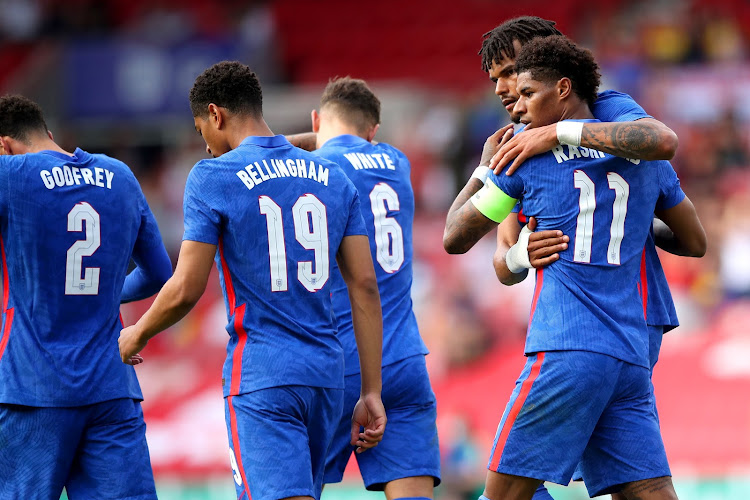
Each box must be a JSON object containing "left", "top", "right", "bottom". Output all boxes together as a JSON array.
[
  {"left": 471, "top": 165, "right": 491, "bottom": 182},
  {"left": 556, "top": 121, "right": 583, "bottom": 147},
  {"left": 505, "top": 224, "right": 534, "bottom": 273}
]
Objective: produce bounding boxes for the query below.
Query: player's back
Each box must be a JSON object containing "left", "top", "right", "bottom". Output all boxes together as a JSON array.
[
  {"left": 0, "top": 149, "right": 149, "bottom": 406},
  {"left": 494, "top": 122, "right": 683, "bottom": 367},
  {"left": 314, "top": 135, "right": 427, "bottom": 375},
  {"left": 182, "top": 136, "right": 366, "bottom": 396}
]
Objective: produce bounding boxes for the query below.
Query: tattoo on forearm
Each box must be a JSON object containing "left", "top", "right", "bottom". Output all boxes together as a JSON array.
[
  {"left": 621, "top": 476, "right": 674, "bottom": 500},
  {"left": 444, "top": 202, "right": 497, "bottom": 253},
  {"left": 581, "top": 122, "right": 661, "bottom": 159}
]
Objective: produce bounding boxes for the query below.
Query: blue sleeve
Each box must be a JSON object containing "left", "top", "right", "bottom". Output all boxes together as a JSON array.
[
  {"left": 655, "top": 160, "right": 686, "bottom": 211},
  {"left": 121, "top": 195, "right": 173, "bottom": 303},
  {"left": 182, "top": 163, "right": 222, "bottom": 244},
  {"left": 592, "top": 90, "right": 652, "bottom": 123},
  {"left": 344, "top": 188, "right": 367, "bottom": 237},
  {"left": 488, "top": 168, "right": 524, "bottom": 200}
]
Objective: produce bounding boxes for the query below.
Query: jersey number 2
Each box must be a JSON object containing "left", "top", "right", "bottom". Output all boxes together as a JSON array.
[
  {"left": 260, "top": 194, "right": 329, "bottom": 292},
  {"left": 573, "top": 170, "right": 629, "bottom": 265},
  {"left": 65, "top": 202, "right": 101, "bottom": 295}
]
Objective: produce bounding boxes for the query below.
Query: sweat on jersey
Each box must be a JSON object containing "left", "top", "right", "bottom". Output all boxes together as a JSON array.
[
  {"left": 0, "top": 148, "right": 168, "bottom": 406},
  {"left": 471, "top": 120, "right": 685, "bottom": 368},
  {"left": 182, "top": 135, "right": 368, "bottom": 397},
  {"left": 314, "top": 134, "right": 428, "bottom": 376}
]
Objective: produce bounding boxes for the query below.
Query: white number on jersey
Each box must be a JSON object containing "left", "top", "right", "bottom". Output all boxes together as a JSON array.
[
  {"left": 573, "top": 170, "right": 630, "bottom": 265},
  {"left": 65, "top": 202, "right": 101, "bottom": 295},
  {"left": 369, "top": 182, "right": 404, "bottom": 273},
  {"left": 260, "top": 194, "right": 329, "bottom": 292}
]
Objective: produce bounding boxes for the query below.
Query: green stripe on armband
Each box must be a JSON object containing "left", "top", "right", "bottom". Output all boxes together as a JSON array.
[{"left": 469, "top": 180, "right": 518, "bottom": 223}]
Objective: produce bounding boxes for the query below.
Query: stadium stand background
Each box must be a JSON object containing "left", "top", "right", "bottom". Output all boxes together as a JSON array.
[{"left": 2, "top": 0, "right": 748, "bottom": 498}]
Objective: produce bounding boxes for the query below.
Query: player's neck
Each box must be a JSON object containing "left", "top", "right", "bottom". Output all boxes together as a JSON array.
[
  {"left": 316, "top": 124, "right": 367, "bottom": 149},
  {"left": 229, "top": 117, "right": 275, "bottom": 150},
  {"left": 27, "top": 137, "right": 73, "bottom": 156},
  {"left": 559, "top": 100, "right": 595, "bottom": 122}
]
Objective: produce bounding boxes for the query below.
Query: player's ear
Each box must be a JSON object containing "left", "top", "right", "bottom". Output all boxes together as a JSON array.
[
  {"left": 366, "top": 123, "right": 379, "bottom": 143},
  {"left": 207, "top": 103, "right": 222, "bottom": 129},
  {"left": 557, "top": 78, "right": 572, "bottom": 100},
  {"left": 311, "top": 109, "right": 321, "bottom": 133},
  {"left": 47, "top": 130, "right": 54, "bottom": 141},
  {"left": 0, "top": 137, "right": 12, "bottom": 156}
]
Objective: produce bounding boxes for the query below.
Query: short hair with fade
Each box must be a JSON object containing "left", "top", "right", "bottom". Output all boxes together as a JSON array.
[
  {"left": 479, "top": 16, "right": 562, "bottom": 72},
  {"left": 189, "top": 61, "right": 263, "bottom": 118},
  {"left": 0, "top": 94, "right": 49, "bottom": 144},
  {"left": 320, "top": 76, "right": 380, "bottom": 132},
  {"left": 515, "top": 35, "right": 601, "bottom": 107}
]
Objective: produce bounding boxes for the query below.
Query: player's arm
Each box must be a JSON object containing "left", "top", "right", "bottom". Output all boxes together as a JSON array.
[
  {"left": 118, "top": 240, "right": 216, "bottom": 363},
  {"left": 491, "top": 118, "right": 679, "bottom": 175},
  {"left": 285, "top": 132, "right": 318, "bottom": 151},
  {"left": 336, "top": 234, "right": 386, "bottom": 452},
  {"left": 121, "top": 208, "right": 173, "bottom": 303},
  {"left": 492, "top": 215, "right": 570, "bottom": 285},
  {"left": 654, "top": 198, "right": 706, "bottom": 257},
  {"left": 444, "top": 176, "right": 519, "bottom": 254}
]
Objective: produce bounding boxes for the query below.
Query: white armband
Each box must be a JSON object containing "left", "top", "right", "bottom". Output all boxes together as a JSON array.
[
  {"left": 556, "top": 121, "right": 583, "bottom": 147},
  {"left": 505, "top": 224, "right": 534, "bottom": 273},
  {"left": 470, "top": 165, "right": 491, "bottom": 182}
]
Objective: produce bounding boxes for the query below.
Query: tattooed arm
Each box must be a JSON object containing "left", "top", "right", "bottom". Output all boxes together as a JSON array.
[
  {"left": 444, "top": 179, "right": 494, "bottom": 254},
  {"left": 490, "top": 118, "right": 678, "bottom": 175}
]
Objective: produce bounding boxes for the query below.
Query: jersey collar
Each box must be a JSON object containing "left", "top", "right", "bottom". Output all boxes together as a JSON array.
[
  {"left": 40, "top": 148, "right": 89, "bottom": 162},
  {"left": 320, "top": 134, "right": 369, "bottom": 149},
  {"left": 239, "top": 135, "right": 290, "bottom": 148}
]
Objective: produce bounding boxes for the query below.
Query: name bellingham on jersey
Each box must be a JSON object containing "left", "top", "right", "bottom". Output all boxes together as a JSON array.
[{"left": 236, "top": 158, "right": 330, "bottom": 191}]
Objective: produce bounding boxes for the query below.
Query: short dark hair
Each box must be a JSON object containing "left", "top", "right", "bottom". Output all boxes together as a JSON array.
[
  {"left": 0, "top": 95, "right": 49, "bottom": 143},
  {"left": 320, "top": 77, "right": 380, "bottom": 132},
  {"left": 515, "top": 35, "right": 601, "bottom": 107},
  {"left": 189, "top": 61, "right": 263, "bottom": 118},
  {"left": 479, "top": 16, "right": 562, "bottom": 72}
]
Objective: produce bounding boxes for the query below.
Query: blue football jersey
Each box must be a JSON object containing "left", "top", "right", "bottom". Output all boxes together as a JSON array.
[
  {"left": 488, "top": 120, "right": 685, "bottom": 367},
  {"left": 314, "top": 135, "right": 428, "bottom": 375},
  {"left": 0, "top": 149, "right": 164, "bottom": 406},
  {"left": 182, "top": 135, "right": 367, "bottom": 396},
  {"left": 592, "top": 90, "right": 678, "bottom": 330}
]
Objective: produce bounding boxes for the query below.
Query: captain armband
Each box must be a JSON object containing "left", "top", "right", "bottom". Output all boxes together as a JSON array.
[{"left": 469, "top": 179, "right": 518, "bottom": 224}]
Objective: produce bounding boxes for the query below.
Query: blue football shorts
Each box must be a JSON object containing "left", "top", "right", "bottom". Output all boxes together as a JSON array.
[
  {"left": 324, "top": 355, "right": 441, "bottom": 490},
  {"left": 487, "top": 350, "right": 670, "bottom": 497},
  {"left": 224, "top": 385, "right": 344, "bottom": 500},
  {"left": 569, "top": 324, "right": 666, "bottom": 485},
  {"left": 0, "top": 398, "right": 156, "bottom": 500}
]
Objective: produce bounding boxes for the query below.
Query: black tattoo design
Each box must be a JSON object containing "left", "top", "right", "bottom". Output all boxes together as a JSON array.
[
  {"left": 620, "top": 476, "right": 676, "bottom": 500},
  {"left": 581, "top": 122, "right": 661, "bottom": 160}
]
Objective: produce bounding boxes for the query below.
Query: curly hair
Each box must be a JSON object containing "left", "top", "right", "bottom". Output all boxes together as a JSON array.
[
  {"left": 515, "top": 35, "right": 601, "bottom": 107},
  {"left": 479, "top": 16, "right": 562, "bottom": 72},
  {"left": 320, "top": 76, "right": 380, "bottom": 132},
  {"left": 0, "top": 95, "right": 49, "bottom": 143},
  {"left": 189, "top": 61, "right": 263, "bottom": 118}
]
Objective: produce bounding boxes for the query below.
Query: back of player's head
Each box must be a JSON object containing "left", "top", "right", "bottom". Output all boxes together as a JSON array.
[
  {"left": 0, "top": 94, "right": 49, "bottom": 144},
  {"left": 479, "top": 16, "right": 562, "bottom": 72},
  {"left": 515, "top": 35, "right": 600, "bottom": 107},
  {"left": 320, "top": 77, "right": 380, "bottom": 133},
  {"left": 189, "top": 61, "right": 263, "bottom": 119}
]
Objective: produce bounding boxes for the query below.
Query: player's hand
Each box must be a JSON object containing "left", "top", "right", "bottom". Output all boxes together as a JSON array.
[
  {"left": 350, "top": 392, "right": 386, "bottom": 453},
  {"left": 480, "top": 124, "right": 515, "bottom": 167},
  {"left": 526, "top": 217, "right": 569, "bottom": 268},
  {"left": 491, "top": 123, "right": 558, "bottom": 175},
  {"left": 119, "top": 325, "right": 148, "bottom": 365}
]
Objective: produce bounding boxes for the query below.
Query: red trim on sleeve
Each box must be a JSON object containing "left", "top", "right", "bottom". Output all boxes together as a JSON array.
[
  {"left": 489, "top": 352, "right": 546, "bottom": 470},
  {"left": 0, "top": 237, "right": 12, "bottom": 363}
]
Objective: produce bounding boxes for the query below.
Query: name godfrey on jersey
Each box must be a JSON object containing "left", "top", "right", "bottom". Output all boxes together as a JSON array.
[{"left": 236, "top": 158, "right": 330, "bottom": 191}]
